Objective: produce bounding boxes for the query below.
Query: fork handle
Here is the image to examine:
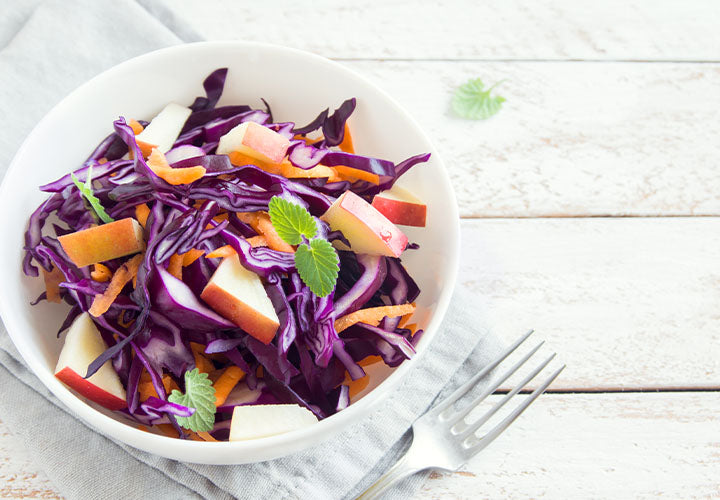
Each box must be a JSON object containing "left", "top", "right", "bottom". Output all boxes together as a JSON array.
[{"left": 356, "top": 452, "right": 424, "bottom": 500}]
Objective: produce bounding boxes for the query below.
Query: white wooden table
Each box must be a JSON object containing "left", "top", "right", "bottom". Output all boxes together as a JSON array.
[{"left": 2, "top": 1, "right": 720, "bottom": 497}]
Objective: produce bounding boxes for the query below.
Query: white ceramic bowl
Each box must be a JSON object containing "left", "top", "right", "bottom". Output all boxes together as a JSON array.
[{"left": 0, "top": 42, "right": 459, "bottom": 464}]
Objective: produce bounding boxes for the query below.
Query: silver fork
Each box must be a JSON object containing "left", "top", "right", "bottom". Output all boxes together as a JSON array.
[{"left": 357, "top": 330, "right": 565, "bottom": 499}]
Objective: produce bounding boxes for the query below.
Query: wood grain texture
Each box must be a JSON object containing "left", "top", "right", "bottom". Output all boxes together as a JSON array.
[
  {"left": 151, "top": 0, "right": 720, "bottom": 61},
  {"left": 343, "top": 60, "right": 720, "bottom": 217},
  {"left": 0, "top": 419, "right": 59, "bottom": 499},
  {"left": 458, "top": 217, "right": 720, "bottom": 390},
  {"left": 417, "top": 392, "right": 720, "bottom": 499}
]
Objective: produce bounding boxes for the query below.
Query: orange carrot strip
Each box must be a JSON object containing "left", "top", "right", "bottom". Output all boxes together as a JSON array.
[
  {"left": 404, "top": 323, "right": 419, "bottom": 336},
  {"left": 343, "top": 372, "right": 370, "bottom": 400},
  {"left": 182, "top": 248, "right": 205, "bottom": 267},
  {"left": 167, "top": 254, "right": 183, "bottom": 280},
  {"left": 227, "top": 151, "right": 284, "bottom": 175},
  {"left": 236, "top": 212, "right": 258, "bottom": 225},
  {"left": 89, "top": 254, "right": 144, "bottom": 317},
  {"left": 41, "top": 265, "right": 64, "bottom": 303},
  {"left": 139, "top": 374, "right": 180, "bottom": 402},
  {"left": 190, "top": 342, "right": 215, "bottom": 374},
  {"left": 91, "top": 263, "right": 112, "bottom": 282},
  {"left": 338, "top": 123, "right": 355, "bottom": 153},
  {"left": 147, "top": 149, "right": 206, "bottom": 185},
  {"left": 128, "top": 119, "right": 145, "bottom": 135},
  {"left": 397, "top": 302, "right": 416, "bottom": 329},
  {"left": 136, "top": 425, "right": 150, "bottom": 432},
  {"left": 254, "top": 212, "right": 294, "bottom": 253},
  {"left": 334, "top": 303, "right": 416, "bottom": 333},
  {"left": 358, "top": 355, "right": 383, "bottom": 367},
  {"left": 256, "top": 366, "right": 264, "bottom": 378},
  {"left": 206, "top": 245, "right": 237, "bottom": 259},
  {"left": 333, "top": 165, "right": 380, "bottom": 185},
  {"left": 213, "top": 366, "right": 246, "bottom": 407},
  {"left": 156, "top": 424, "right": 179, "bottom": 438},
  {"left": 187, "top": 432, "right": 205, "bottom": 441},
  {"left": 135, "top": 203, "right": 150, "bottom": 228},
  {"left": 247, "top": 235, "right": 268, "bottom": 248},
  {"left": 197, "top": 431, "right": 219, "bottom": 442},
  {"left": 281, "top": 161, "right": 336, "bottom": 179}
]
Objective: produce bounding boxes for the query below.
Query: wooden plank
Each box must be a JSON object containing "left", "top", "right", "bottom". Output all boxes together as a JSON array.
[
  {"left": 343, "top": 60, "right": 720, "bottom": 217},
  {"left": 152, "top": 0, "right": 720, "bottom": 61},
  {"left": 458, "top": 217, "right": 720, "bottom": 390},
  {"left": 0, "top": 419, "right": 59, "bottom": 499},
  {"left": 417, "top": 392, "right": 720, "bottom": 499}
]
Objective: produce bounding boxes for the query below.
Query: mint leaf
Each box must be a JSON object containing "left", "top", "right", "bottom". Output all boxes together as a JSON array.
[
  {"left": 294, "top": 238, "right": 339, "bottom": 297},
  {"left": 268, "top": 196, "right": 317, "bottom": 245},
  {"left": 167, "top": 368, "right": 216, "bottom": 432},
  {"left": 71, "top": 166, "right": 115, "bottom": 224},
  {"left": 452, "top": 78, "right": 505, "bottom": 120}
]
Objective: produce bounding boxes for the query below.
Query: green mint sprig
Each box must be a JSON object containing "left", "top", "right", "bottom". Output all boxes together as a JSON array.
[
  {"left": 268, "top": 196, "right": 339, "bottom": 297},
  {"left": 71, "top": 166, "right": 115, "bottom": 224},
  {"left": 168, "top": 368, "right": 216, "bottom": 433},
  {"left": 452, "top": 78, "right": 506, "bottom": 120}
]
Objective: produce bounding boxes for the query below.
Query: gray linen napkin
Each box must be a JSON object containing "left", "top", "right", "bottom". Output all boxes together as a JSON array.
[{"left": 0, "top": 1, "right": 505, "bottom": 498}]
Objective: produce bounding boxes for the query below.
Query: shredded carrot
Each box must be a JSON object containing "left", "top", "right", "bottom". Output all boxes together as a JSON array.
[
  {"left": 117, "top": 314, "right": 134, "bottom": 329},
  {"left": 236, "top": 212, "right": 258, "bottom": 225},
  {"left": 332, "top": 165, "right": 380, "bottom": 185},
  {"left": 281, "top": 161, "right": 336, "bottom": 179},
  {"left": 128, "top": 119, "right": 145, "bottom": 135},
  {"left": 404, "top": 323, "right": 419, "bottom": 335},
  {"left": 41, "top": 265, "right": 64, "bottom": 303},
  {"left": 254, "top": 212, "right": 295, "bottom": 253},
  {"left": 197, "top": 431, "right": 219, "bottom": 442},
  {"left": 167, "top": 253, "right": 184, "bottom": 280},
  {"left": 99, "top": 158, "right": 108, "bottom": 165},
  {"left": 135, "top": 203, "right": 150, "bottom": 228},
  {"left": 334, "top": 303, "right": 416, "bottom": 333},
  {"left": 205, "top": 244, "right": 237, "bottom": 259},
  {"left": 256, "top": 366, "right": 264, "bottom": 378},
  {"left": 89, "top": 254, "right": 144, "bottom": 317},
  {"left": 190, "top": 342, "right": 215, "bottom": 374},
  {"left": 397, "top": 302, "right": 416, "bottom": 328},
  {"left": 187, "top": 432, "right": 205, "bottom": 441},
  {"left": 182, "top": 248, "right": 205, "bottom": 267},
  {"left": 213, "top": 366, "right": 246, "bottom": 407},
  {"left": 343, "top": 372, "right": 370, "bottom": 400},
  {"left": 359, "top": 355, "right": 383, "bottom": 367},
  {"left": 338, "top": 123, "right": 355, "bottom": 153},
  {"left": 139, "top": 373, "right": 180, "bottom": 402},
  {"left": 147, "top": 148, "right": 206, "bottom": 185},
  {"left": 156, "top": 424, "right": 179, "bottom": 438},
  {"left": 90, "top": 263, "right": 112, "bottom": 282},
  {"left": 227, "top": 151, "right": 284, "bottom": 175},
  {"left": 247, "top": 235, "right": 268, "bottom": 248},
  {"left": 136, "top": 425, "right": 150, "bottom": 432}
]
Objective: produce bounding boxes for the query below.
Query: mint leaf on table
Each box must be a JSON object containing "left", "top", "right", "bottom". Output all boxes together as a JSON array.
[
  {"left": 452, "top": 78, "right": 506, "bottom": 120},
  {"left": 294, "top": 238, "right": 340, "bottom": 298},
  {"left": 167, "top": 368, "right": 216, "bottom": 432},
  {"left": 268, "top": 196, "right": 317, "bottom": 245},
  {"left": 71, "top": 166, "right": 115, "bottom": 224}
]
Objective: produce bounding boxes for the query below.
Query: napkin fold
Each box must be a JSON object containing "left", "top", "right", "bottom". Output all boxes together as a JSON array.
[{"left": 0, "top": 1, "right": 504, "bottom": 498}]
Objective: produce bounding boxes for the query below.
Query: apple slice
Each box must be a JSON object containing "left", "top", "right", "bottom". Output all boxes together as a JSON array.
[
  {"left": 229, "top": 404, "right": 318, "bottom": 441},
  {"left": 54, "top": 312, "right": 127, "bottom": 411},
  {"left": 371, "top": 185, "right": 427, "bottom": 227},
  {"left": 135, "top": 102, "right": 192, "bottom": 156},
  {"left": 58, "top": 217, "right": 145, "bottom": 268},
  {"left": 320, "top": 191, "right": 408, "bottom": 257},
  {"left": 216, "top": 121, "right": 290, "bottom": 165},
  {"left": 200, "top": 254, "right": 280, "bottom": 344}
]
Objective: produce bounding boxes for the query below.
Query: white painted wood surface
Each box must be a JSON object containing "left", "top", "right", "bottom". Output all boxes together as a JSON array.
[{"left": 3, "top": 0, "right": 720, "bottom": 498}]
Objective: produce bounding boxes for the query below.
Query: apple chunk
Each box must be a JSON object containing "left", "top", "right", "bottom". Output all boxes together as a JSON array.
[
  {"left": 216, "top": 121, "right": 290, "bottom": 165},
  {"left": 54, "top": 312, "right": 127, "bottom": 411},
  {"left": 58, "top": 218, "right": 145, "bottom": 268},
  {"left": 320, "top": 191, "right": 408, "bottom": 257},
  {"left": 371, "top": 185, "right": 427, "bottom": 227},
  {"left": 200, "top": 254, "right": 280, "bottom": 344},
  {"left": 229, "top": 404, "right": 318, "bottom": 441},
  {"left": 134, "top": 102, "right": 192, "bottom": 156}
]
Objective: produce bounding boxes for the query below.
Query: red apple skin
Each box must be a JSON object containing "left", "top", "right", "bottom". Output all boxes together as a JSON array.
[
  {"left": 371, "top": 196, "right": 427, "bottom": 227},
  {"left": 200, "top": 283, "right": 279, "bottom": 344},
  {"left": 243, "top": 121, "right": 290, "bottom": 164},
  {"left": 58, "top": 217, "right": 145, "bottom": 268},
  {"left": 55, "top": 367, "right": 128, "bottom": 411},
  {"left": 322, "top": 191, "right": 408, "bottom": 257}
]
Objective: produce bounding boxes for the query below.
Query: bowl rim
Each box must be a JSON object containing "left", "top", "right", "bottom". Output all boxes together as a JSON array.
[{"left": 0, "top": 40, "right": 460, "bottom": 462}]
